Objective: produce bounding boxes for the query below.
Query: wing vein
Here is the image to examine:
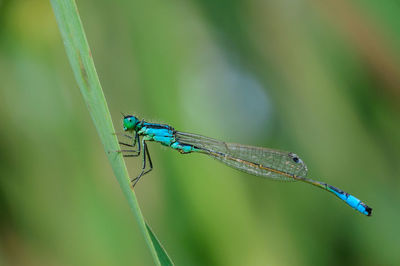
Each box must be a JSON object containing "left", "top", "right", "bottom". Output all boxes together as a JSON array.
[{"left": 175, "top": 131, "right": 308, "bottom": 181}]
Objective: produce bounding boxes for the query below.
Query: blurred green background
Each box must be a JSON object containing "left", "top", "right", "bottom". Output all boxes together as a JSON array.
[{"left": 1, "top": 0, "right": 400, "bottom": 265}]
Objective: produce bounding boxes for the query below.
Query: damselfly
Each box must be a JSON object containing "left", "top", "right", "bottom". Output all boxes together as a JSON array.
[{"left": 118, "top": 115, "right": 372, "bottom": 216}]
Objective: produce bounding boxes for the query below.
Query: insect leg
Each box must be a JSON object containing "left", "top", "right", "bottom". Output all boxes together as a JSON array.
[
  {"left": 131, "top": 140, "right": 153, "bottom": 188},
  {"left": 120, "top": 133, "right": 141, "bottom": 157}
]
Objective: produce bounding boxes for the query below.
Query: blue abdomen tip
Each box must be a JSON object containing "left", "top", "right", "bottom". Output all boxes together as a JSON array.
[
  {"left": 362, "top": 204, "right": 372, "bottom": 216},
  {"left": 328, "top": 185, "right": 372, "bottom": 216}
]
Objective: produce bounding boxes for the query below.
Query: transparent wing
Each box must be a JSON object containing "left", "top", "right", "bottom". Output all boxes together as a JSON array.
[{"left": 176, "top": 131, "right": 308, "bottom": 181}]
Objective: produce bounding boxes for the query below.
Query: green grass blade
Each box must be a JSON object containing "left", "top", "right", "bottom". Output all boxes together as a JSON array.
[
  {"left": 50, "top": 0, "right": 173, "bottom": 265},
  {"left": 146, "top": 223, "right": 173, "bottom": 266}
]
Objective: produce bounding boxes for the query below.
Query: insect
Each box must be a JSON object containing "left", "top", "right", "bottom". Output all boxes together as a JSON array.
[{"left": 118, "top": 114, "right": 372, "bottom": 216}]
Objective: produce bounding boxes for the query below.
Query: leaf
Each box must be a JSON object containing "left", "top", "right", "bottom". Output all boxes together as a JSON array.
[
  {"left": 146, "top": 223, "right": 174, "bottom": 266},
  {"left": 50, "top": 0, "right": 173, "bottom": 264}
]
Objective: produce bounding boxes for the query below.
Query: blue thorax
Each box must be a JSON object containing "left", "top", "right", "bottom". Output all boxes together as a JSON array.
[{"left": 123, "top": 116, "right": 197, "bottom": 153}]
